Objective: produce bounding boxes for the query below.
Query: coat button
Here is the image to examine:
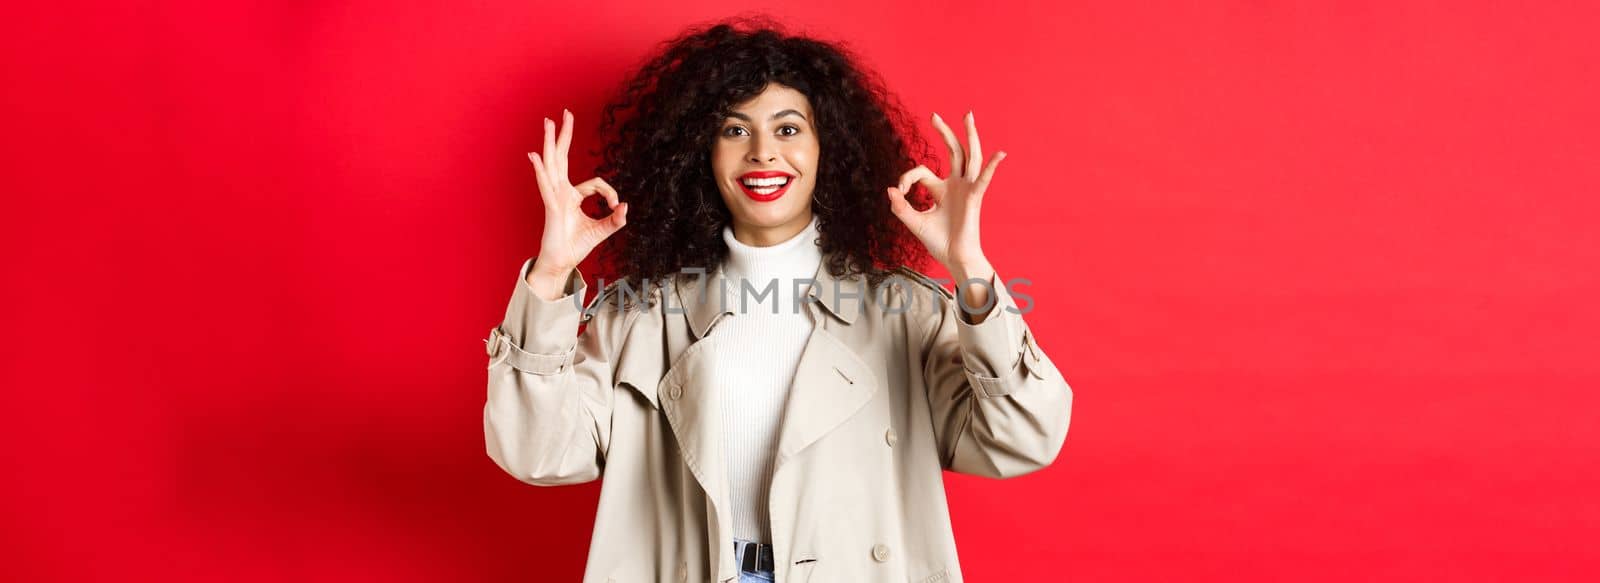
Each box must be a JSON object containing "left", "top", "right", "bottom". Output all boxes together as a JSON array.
[
  {"left": 667, "top": 385, "right": 682, "bottom": 400},
  {"left": 885, "top": 428, "right": 897, "bottom": 447},
  {"left": 872, "top": 543, "right": 890, "bottom": 562}
]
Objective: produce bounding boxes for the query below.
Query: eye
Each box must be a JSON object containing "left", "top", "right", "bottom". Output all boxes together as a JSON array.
[
  {"left": 723, "top": 125, "right": 748, "bottom": 137},
  {"left": 778, "top": 125, "right": 800, "bottom": 136}
]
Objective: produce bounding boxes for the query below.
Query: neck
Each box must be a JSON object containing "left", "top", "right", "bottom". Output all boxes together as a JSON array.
[
  {"left": 720, "top": 214, "right": 822, "bottom": 286},
  {"left": 728, "top": 212, "right": 816, "bottom": 247}
]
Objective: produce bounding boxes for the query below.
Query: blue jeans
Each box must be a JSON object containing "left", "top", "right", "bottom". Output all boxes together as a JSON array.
[{"left": 733, "top": 537, "right": 776, "bottom": 582}]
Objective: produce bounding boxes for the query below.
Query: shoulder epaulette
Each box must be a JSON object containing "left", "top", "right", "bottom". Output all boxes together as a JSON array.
[
  {"left": 890, "top": 265, "right": 955, "bottom": 301},
  {"left": 583, "top": 277, "right": 656, "bottom": 321}
]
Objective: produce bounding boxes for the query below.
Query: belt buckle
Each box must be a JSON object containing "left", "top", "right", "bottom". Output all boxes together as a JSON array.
[{"left": 740, "top": 542, "right": 758, "bottom": 573}]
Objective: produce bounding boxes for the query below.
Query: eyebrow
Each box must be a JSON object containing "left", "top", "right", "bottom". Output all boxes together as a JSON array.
[{"left": 726, "top": 109, "right": 808, "bottom": 122}]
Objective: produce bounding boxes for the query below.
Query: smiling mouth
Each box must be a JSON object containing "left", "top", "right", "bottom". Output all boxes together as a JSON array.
[{"left": 738, "top": 175, "right": 794, "bottom": 201}]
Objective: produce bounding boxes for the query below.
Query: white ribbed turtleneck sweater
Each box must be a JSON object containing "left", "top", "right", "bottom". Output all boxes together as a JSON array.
[{"left": 711, "top": 214, "right": 822, "bottom": 543}]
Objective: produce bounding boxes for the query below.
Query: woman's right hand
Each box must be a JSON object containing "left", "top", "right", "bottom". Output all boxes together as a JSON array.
[{"left": 526, "top": 109, "right": 628, "bottom": 300}]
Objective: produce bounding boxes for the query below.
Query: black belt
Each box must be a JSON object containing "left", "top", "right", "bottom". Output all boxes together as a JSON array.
[{"left": 734, "top": 541, "right": 775, "bottom": 573}]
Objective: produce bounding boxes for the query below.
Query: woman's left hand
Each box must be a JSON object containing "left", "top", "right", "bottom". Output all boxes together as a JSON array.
[{"left": 887, "top": 111, "right": 1004, "bottom": 287}]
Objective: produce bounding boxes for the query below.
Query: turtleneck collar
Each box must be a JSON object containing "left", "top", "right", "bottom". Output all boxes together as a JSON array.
[{"left": 720, "top": 215, "right": 823, "bottom": 297}]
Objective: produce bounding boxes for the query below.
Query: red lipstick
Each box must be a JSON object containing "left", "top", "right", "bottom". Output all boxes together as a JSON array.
[{"left": 736, "top": 171, "right": 796, "bottom": 202}]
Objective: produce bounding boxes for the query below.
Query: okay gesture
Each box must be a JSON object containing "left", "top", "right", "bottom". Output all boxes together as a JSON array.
[{"left": 886, "top": 111, "right": 1005, "bottom": 289}]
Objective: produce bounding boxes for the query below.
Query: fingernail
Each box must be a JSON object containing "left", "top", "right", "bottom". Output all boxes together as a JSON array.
[{"left": 564, "top": 108, "right": 571, "bottom": 117}]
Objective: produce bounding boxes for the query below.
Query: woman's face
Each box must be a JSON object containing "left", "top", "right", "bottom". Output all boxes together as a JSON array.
[{"left": 711, "top": 82, "right": 820, "bottom": 244}]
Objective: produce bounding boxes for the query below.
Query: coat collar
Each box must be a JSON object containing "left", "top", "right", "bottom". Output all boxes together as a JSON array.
[{"left": 674, "top": 252, "right": 866, "bottom": 339}]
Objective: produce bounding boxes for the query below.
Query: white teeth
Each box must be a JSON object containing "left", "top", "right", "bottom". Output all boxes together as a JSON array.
[
  {"left": 751, "top": 185, "right": 780, "bottom": 194},
  {"left": 741, "top": 176, "right": 791, "bottom": 187}
]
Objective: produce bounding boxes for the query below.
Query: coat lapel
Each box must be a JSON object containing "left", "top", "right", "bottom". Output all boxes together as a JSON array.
[{"left": 775, "top": 260, "right": 877, "bottom": 465}]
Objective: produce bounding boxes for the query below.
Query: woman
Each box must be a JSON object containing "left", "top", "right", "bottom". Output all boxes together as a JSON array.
[{"left": 484, "top": 18, "right": 1072, "bottom": 583}]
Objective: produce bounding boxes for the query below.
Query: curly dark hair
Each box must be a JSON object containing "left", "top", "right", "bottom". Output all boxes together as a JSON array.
[{"left": 591, "top": 16, "right": 933, "bottom": 299}]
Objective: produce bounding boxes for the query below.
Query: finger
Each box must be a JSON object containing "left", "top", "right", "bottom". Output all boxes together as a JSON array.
[
  {"left": 596, "top": 178, "right": 621, "bottom": 209},
  {"left": 896, "top": 164, "right": 940, "bottom": 204},
  {"left": 930, "top": 112, "right": 965, "bottom": 179},
  {"left": 606, "top": 202, "right": 628, "bottom": 232},
  {"left": 542, "top": 117, "right": 558, "bottom": 181},
  {"left": 556, "top": 109, "right": 574, "bottom": 184},
  {"left": 886, "top": 187, "right": 927, "bottom": 238},
  {"left": 973, "top": 150, "right": 1006, "bottom": 195},
  {"left": 885, "top": 186, "right": 918, "bottom": 219},
  {"left": 575, "top": 177, "right": 620, "bottom": 209},
  {"left": 895, "top": 165, "right": 941, "bottom": 195},
  {"left": 964, "top": 111, "right": 983, "bottom": 179},
  {"left": 527, "top": 152, "right": 553, "bottom": 205}
]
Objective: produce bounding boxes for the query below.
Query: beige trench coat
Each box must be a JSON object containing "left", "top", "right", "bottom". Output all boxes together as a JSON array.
[{"left": 484, "top": 253, "right": 1073, "bottom": 583}]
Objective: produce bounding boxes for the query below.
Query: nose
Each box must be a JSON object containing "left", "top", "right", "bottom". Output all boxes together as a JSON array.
[{"left": 748, "top": 134, "right": 777, "bottom": 164}]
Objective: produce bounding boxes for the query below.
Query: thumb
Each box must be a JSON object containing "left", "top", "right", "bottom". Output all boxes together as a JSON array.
[
  {"left": 886, "top": 187, "right": 917, "bottom": 223},
  {"left": 606, "top": 202, "right": 628, "bottom": 233}
]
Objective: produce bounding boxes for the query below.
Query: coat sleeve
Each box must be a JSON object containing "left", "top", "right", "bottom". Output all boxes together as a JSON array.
[
  {"left": 483, "top": 258, "right": 636, "bottom": 486},
  {"left": 906, "top": 268, "right": 1074, "bottom": 479}
]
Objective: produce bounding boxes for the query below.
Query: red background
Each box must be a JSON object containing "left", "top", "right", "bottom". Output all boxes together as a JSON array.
[{"left": 4, "top": 1, "right": 1597, "bottom": 580}]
